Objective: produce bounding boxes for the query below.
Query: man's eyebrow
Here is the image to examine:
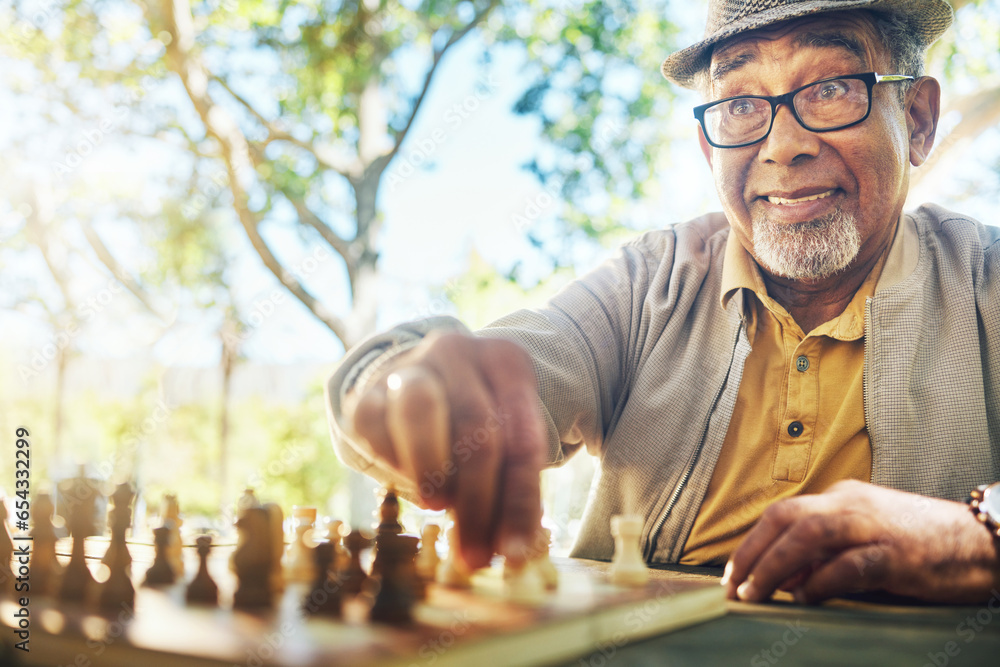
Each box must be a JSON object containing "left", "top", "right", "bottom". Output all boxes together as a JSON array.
[
  {"left": 710, "top": 52, "right": 756, "bottom": 83},
  {"left": 792, "top": 31, "right": 868, "bottom": 66}
]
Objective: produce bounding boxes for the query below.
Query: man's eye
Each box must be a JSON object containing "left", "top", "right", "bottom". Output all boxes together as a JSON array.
[
  {"left": 727, "top": 99, "right": 757, "bottom": 115},
  {"left": 816, "top": 80, "right": 849, "bottom": 100}
]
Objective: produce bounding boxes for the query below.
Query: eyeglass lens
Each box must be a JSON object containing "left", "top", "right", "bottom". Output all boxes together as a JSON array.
[{"left": 703, "top": 77, "right": 870, "bottom": 147}]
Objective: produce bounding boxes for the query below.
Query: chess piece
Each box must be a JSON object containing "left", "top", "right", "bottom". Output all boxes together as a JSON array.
[
  {"left": 285, "top": 506, "right": 317, "bottom": 583},
  {"left": 59, "top": 479, "right": 99, "bottom": 604},
  {"left": 504, "top": 560, "right": 546, "bottom": 604},
  {"left": 436, "top": 525, "right": 471, "bottom": 588},
  {"left": 232, "top": 507, "right": 274, "bottom": 608},
  {"left": 0, "top": 499, "right": 15, "bottom": 599},
  {"left": 376, "top": 487, "right": 404, "bottom": 535},
  {"left": 303, "top": 541, "right": 341, "bottom": 616},
  {"left": 143, "top": 526, "right": 176, "bottom": 586},
  {"left": 99, "top": 483, "right": 135, "bottom": 610},
  {"left": 369, "top": 534, "right": 419, "bottom": 624},
  {"left": 237, "top": 488, "right": 260, "bottom": 514},
  {"left": 609, "top": 515, "right": 649, "bottom": 587},
  {"left": 186, "top": 535, "right": 219, "bottom": 605},
  {"left": 415, "top": 524, "right": 441, "bottom": 582},
  {"left": 339, "top": 529, "right": 372, "bottom": 596},
  {"left": 264, "top": 502, "right": 285, "bottom": 595},
  {"left": 162, "top": 494, "right": 184, "bottom": 577},
  {"left": 324, "top": 518, "right": 347, "bottom": 571},
  {"left": 30, "top": 492, "right": 62, "bottom": 597},
  {"left": 534, "top": 528, "right": 559, "bottom": 590}
]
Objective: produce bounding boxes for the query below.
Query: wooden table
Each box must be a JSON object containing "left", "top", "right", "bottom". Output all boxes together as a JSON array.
[{"left": 567, "top": 563, "right": 1000, "bottom": 666}]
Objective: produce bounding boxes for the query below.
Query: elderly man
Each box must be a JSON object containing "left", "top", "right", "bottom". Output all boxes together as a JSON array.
[{"left": 328, "top": 0, "right": 1000, "bottom": 605}]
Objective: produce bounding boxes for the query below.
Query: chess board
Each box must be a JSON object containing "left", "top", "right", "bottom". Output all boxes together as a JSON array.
[{"left": 2, "top": 544, "right": 726, "bottom": 667}]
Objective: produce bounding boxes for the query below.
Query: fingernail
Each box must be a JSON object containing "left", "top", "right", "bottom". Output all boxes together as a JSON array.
[
  {"left": 720, "top": 560, "right": 733, "bottom": 586},
  {"left": 737, "top": 576, "right": 757, "bottom": 601}
]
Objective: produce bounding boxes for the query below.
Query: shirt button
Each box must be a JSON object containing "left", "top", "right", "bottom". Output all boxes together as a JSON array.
[
  {"left": 796, "top": 355, "right": 810, "bottom": 372},
  {"left": 787, "top": 421, "right": 804, "bottom": 437}
]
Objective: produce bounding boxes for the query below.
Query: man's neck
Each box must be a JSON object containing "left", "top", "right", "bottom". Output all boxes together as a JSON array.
[{"left": 761, "top": 250, "right": 882, "bottom": 334}]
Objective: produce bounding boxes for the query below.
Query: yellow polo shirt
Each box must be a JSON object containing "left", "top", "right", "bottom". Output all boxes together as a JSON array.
[{"left": 679, "top": 219, "right": 900, "bottom": 566}]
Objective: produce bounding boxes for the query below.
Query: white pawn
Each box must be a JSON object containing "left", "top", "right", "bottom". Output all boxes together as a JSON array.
[
  {"left": 504, "top": 560, "right": 545, "bottom": 604},
  {"left": 416, "top": 524, "right": 441, "bottom": 582},
  {"left": 285, "top": 506, "right": 317, "bottom": 583},
  {"left": 162, "top": 494, "right": 184, "bottom": 577},
  {"left": 609, "top": 515, "right": 648, "bottom": 587},
  {"left": 436, "top": 525, "right": 471, "bottom": 588},
  {"left": 533, "top": 527, "right": 559, "bottom": 590}
]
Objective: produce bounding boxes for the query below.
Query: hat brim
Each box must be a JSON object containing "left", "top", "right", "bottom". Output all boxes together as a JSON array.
[{"left": 661, "top": 0, "right": 954, "bottom": 89}]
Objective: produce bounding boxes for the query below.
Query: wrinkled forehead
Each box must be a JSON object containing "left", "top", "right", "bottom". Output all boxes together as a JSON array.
[{"left": 709, "top": 12, "right": 888, "bottom": 84}]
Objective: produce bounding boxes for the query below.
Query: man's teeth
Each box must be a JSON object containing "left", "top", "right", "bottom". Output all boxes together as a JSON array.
[{"left": 767, "top": 189, "right": 836, "bottom": 205}]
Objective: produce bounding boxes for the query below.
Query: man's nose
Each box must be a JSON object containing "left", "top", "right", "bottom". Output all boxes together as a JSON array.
[{"left": 757, "top": 104, "right": 821, "bottom": 165}]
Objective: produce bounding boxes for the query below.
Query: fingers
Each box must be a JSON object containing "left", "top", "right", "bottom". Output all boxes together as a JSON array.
[
  {"left": 792, "top": 544, "right": 887, "bottom": 604},
  {"left": 350, "top": 384, "right": 399, "bottom": 469},
  {"left": 726, "top": 496, "right": 867, "bottom": 602},
  {"left": 445, "top": 362, "right": 504, "bottom": 569},
  {"left": 724, "top": 498, "right": 805, "bottom": 599},
  {"left": 481, "top": 346, "right": 546, "bottom": 563},
  {"left": 384, "top": 367, "right": 451, "bottom": 510}
]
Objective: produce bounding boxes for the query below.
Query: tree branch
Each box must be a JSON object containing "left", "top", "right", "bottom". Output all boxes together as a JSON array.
[
  {"left": 78, "top": 221, "right": 168, "bottom": 321},
  {"left": 157, "top": 0, "right": 351, "bottom": 347},
  {"left": 385, "top": 0, "right": 500, "bottom": 165},
  {"left": 210, "top": 74, "right": 358, "bottom": 178}
]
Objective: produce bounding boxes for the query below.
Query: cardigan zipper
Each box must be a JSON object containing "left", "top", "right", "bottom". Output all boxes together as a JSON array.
[
  {"left": 863, "top": 296, "right": 875, "bottom": 483},
  {"left": 644, "top": 316, "right": 745, "bottom": 560}
]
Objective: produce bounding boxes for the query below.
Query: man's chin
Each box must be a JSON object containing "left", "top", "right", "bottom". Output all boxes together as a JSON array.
[{"left": 752, "top": 210, "right": 861, "bottom": 281}]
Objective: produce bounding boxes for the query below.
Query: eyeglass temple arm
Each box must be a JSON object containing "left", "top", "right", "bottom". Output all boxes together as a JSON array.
[{"left": 875, "top": 74, "right": 915, "bottom": 83}]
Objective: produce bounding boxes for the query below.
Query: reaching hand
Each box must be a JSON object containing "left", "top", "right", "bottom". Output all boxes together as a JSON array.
[
  {"left": 723, "top": 480, "right": 1000, "bottom": 605},
  {"left": 345, "top": 331, "right": 547, "bottom": 570}
]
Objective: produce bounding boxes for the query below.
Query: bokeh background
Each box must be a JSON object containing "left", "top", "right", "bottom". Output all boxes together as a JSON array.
[{"left": 1, "top": 0, "right": 997, "bottom": 549}]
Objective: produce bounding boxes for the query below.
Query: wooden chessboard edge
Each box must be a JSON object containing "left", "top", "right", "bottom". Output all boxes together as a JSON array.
[{"left": 388, "top": 582, "right": 728, "bottom": 667}]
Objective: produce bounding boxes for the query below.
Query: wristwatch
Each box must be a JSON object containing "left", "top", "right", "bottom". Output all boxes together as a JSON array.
[{"left": 969, "top": 482, "right": 1000, "bottom": 539}]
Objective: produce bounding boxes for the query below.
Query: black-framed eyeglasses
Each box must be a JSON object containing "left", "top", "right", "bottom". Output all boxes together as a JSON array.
[{"left": 694, "top": 72, "right": 914, "bottom": 149}]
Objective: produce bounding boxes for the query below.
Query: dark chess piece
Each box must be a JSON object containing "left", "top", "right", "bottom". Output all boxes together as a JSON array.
[
  {"left": 186, "top": 535, "right": 219, "bottom": 605},
  {"left": 143, "top": 526, "right": 176, "bottom": 586},
  {"left": 232, "top": 507, "right": 274, "bottom": 609},
  {"left": 30, "top": 492, "right": 62, "bottom": 597},
  {"left": 371, "top": 487, "right": 407, "bottom": 578},
  {"left": 99, "top": 483, "right": 136, "bottom": 610},
  {"left": 376, "top": 487, "right": 404, "bottom": 535},
  {"left": 0, "top": 499, "right": 15, "bottom": 599},
  {"left": 369, "top": 533, "right": 419, "bottom": 625},
  {"left": 303, "top": 541, "right": 341, "bottom": 616},
  {"left": 339, "top": 529, "right": 372, "bottom": 596},
  {"left": 58, "top": 477, "right": 99, "bottom": 604}
]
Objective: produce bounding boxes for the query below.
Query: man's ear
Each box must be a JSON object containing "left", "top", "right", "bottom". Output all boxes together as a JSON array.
[
  {"left": 906, "top": 76, "right": 940, "bottom": 167},
  {"left": 698, "top": 125, "right": 714, "bottom": 169}
]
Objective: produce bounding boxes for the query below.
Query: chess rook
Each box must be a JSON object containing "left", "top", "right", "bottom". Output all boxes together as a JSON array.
[{"left": 609, "top": 515, "right": 649, "bottom": 587}]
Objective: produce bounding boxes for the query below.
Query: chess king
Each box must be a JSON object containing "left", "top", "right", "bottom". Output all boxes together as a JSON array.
[{"left": 328, "top": 0, "right": 1000, "bottom": 605}]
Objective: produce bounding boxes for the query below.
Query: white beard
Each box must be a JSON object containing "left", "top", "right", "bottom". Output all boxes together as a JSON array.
[{"left": 752, "top": 209, "right": 861, "bottom": 280}]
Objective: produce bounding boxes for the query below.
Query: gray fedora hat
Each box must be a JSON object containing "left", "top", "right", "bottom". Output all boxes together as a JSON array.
[{"left": 661, "top": 0, "right": 954, "bottom": 89}]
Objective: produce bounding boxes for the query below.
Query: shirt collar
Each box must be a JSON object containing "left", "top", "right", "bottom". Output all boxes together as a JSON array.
[{"left": 720, "top": 213, "right": 905, "bottom": 337}]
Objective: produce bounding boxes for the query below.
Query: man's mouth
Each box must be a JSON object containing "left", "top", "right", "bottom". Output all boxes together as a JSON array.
[{"left": 765, "top": 189, "right": 837, "bottom": 206}]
